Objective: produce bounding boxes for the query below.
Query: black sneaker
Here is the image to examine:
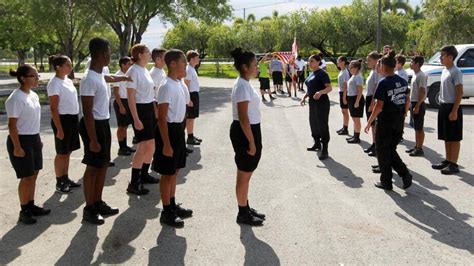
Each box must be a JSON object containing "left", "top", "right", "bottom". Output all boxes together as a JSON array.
[
  {"left": 345, "top": 136, "right": 354, "bottom": 141},
  {"left": 307, "top": 143, "right": 321, "bottom": 152},
  {"left": 82, "top": 206, "right": 104, "bottom": 225},
  {"left": 374, "top": 182, "right": 393, "bottom": 191},
  {"left": 336, "top": 128, "right": 344, "bottom": 134},
  {"left": 127, "top": 182, "right": 150, "bottom": 195},
  {"left": 236, "top": 211, "right": 264, "bottom": 226},
  {"left": 249, "top": 207, "right": 265, "bottom": 220},
  {"left": 118, "top": 148, "right": 132, "bottom": 156},
  {"left": 368, "top": 150, "right": 377, "bottom": 157},
  {"left": 18, "top": 210, "right": 37, "bottom": 225},
  {"left": 30, "top": 205, "right": 51, "bottom": 216},
  {"left": 372, "top": 167, "right": 381, "bottom": 174},
  {"left": 126, "top": 146, "right": 136, "bottom": 153},
  {"left": 193, "top": 136, "right": 202, "bottom": 143},
  {"left": 402, "top": 173, "right": 413, "bottom": 189},
  {"left": 441, "top": 163, "right": 460, "bottom": 175},
  {"left": 371, "top": 165, "right": 379, "bottom": 169},
  {"left": 432, "top": 160, "right": 449, "bottom": 170},
  {"left": 338, "top": 129, "right": 349, "bottom": 136},
  {"left": 56, "top": 181, "right": 72, "bottom": 193},
  {"left": 66, "top": 177, "right": 81, "bottom": 188},
  {"left": 95, "top": 201, "right": 119, "bottom": 216},
  {"left": 186, "top": 148, "right": 193, "bottom": 154},
  {"left": 405, "top": 147, "right": 416, "bottom": 153},
  {"left": 318, "top": 151, "right": 329, "bottom": 160},
  {"left": 142, "top": 174, "right": 159, "bottom": 184},
  {"left": 409, "top": 148, "right": 424, "bottom": 157},
  {"left": 187, "top": 138, "right": 201, "bottom": 145},
  {"left": 347, "top": 137, "right": 361, "bottom": 144},
  {"left": 364, "top": 144, "right": 374, "bottom": 153},
  {"left": 160, "top": 211, "right": 184, "bottom": 228},
  {"left": 173, "top": 203, "right": 193, "bottom": 219}
]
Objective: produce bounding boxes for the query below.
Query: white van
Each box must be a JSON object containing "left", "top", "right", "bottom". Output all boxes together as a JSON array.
[{"left": 408, "top": 44, "right": 474, "bottom": 108}]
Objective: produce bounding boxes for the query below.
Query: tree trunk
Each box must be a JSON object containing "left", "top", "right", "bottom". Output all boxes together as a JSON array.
[{"left": 16, "top": 50, "right": 26, "bottom": 66}]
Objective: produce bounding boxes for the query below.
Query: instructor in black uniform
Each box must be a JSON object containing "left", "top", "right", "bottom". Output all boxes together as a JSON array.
[{"left": 365, "top": 51, "right": 412, "bottom": 190}]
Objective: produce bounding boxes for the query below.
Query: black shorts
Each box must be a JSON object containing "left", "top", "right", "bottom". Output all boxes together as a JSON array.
[
  {"left": 51, "top": 114, "right": 80, "bottom": 155},
  {"left": 79, "top": 118, "right": 111, "bottom": 168},
  {"left": 272, "top": 71, "right": 283, "bottom": 85},
  {"left": 230, "top": 121, "right": 262, "bottom": 173},
  {"left": 411, "top": 102, "right": 426, "bottom": 131},
  {"left": 153, "top": 122, "right": 186, "bottom": 175},
  {"left": 297, "top": 71, "right": 305, "bottom": 82},
  {"left": 113, "top": 98, "right": 132, "bottom": 127},
  {"left": 366, "top": 95, "right": 375, "bottom": 124},
  {"left": 285, "top": 74, "right": 292, "bottom": 83},
  {"left": 259, "top": 77, "right": 270, "bottom": 90},
  {"left": 132, "top": 103, "right": 155, "bottom": 142},
  {"left": 7, "top": 134, "right": 43, "bottom": 178},
  {"left": 438, "top": 104, "right": 463, "bottom": 141},
  {"left": 339, "top": 92, "right": 348, "bottom": 109},
  {"left": 187, "top": 92, "right": 200, "bottom": 119},
  {"left": 348, "top": 95, "right": 365, "bottom": 118}
]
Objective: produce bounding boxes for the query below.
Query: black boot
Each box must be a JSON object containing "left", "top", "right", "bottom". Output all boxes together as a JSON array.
[{"left": 318, "top": 143, "right": 329, "bottom": 160}]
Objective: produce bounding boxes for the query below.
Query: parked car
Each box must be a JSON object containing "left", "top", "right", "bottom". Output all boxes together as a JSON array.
[{"left": 407, "top": 44, "right": 474, "bottom": 108}]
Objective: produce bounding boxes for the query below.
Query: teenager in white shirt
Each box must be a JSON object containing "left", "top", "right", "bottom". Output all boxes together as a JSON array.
[
  {"left": 229, "top": 48, "right": 266, "bottom": 226},
  {"left": 79, "top": 38, "right": 121, "bottom": 225},
  {"left": 126, "top": 44, "right": 159, "bottom": 195},
  {"left": 295, "top": 55, "right": 306, "bottom": 92},
  {"left": 150, "top": 48, "right": 167, "bottom": 104},
  {"left": 154, "top": 49, "right": 193, "bottom": 228},
  {"left": 336, "top": 56, "right": 351, "bottom": 136},
  {"left": 6, "top": 65, "right": 50, "bottom": 224},
  {"left": 47, "top": 55, "right": 81, "bottom": 194},
  {"left": 184, "top": 50, "right": 203, "bottom": 145},
  {"left": 395, "top": 54, "right": 408, "bottom": 82},
  {"left": 364, "top": 51, "right": 382, "bottom": 156},
  {"left": 346, "top": 59, "right": 365, "bottom": 144}
]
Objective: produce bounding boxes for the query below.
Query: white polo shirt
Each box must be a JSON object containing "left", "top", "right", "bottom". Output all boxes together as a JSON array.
[
  {"left": 80, "top": 69, "right": 110, "bottom": 120},
  {"left": 150, "top": 66, "right": 166, "bottom": 101},
  {"left": 112, "top": 70, "right": 128, "bottom": 99},
  {"left": 47, "top": 76, "right": 79, "bottom": 115},
  {"left": 185, "top": 65, "right": 200, "bottom": 92},
  {"left": 6, "top": 89, "right": 41, "bottom": 135},
  {"left": 126, "top": 64, "right": 155, "bottom": 104},
  {"left": 156, "top": 77, "right": 187, "bottom": 123},
  {"left": 232, "top": 77, "right": 261, "bottom": 124}
]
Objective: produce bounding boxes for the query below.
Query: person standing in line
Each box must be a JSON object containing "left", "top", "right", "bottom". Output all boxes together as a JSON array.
[
  {"left": 126, "top": 44, "right": 160, "bottom": 196},
  {"left": 335, "top": 56, "right": 351, "bottom": 136},
  {"left": 184, "top": 50, "right": 203, "bottom": 146},
  {"left": 112, "top": 56, "right": 135, "bottom": 156},
  {"left": 270, "top": 55, "right": 284, "bottom": 94},
  {"left": 405, "top": 55, "right": 428, "bottom": 157},
  {"left": 229, "top": 48, "right": 266, "bottom": 226},
  {"left": 346, "top": 60, "right": 365, "bottom": 144},
  {"left": 365, "top": 51, "right": 412, "bottom": 191},
  {"left": 432, "top": 45, "right": 464, "bottom": 175},
  {"left": 6, "top": 65, "right": 51, "bottom": 224},
  {"left": 258, "top": 54, "right": 275, "bottom": 102},
  {"left": 154, "top": 49, "right": 193, "bottom": 228},
  {"left": 285, "top": 59, "right": 298, "bottom": 97},
  {"left": 295, "top": 55, "right": 306, "bottom": 92},
  {"left": 395, "top": 54, "right": 409, "bottom": 82},
  {"left": 47, "top": 55, "right": 82, "bottom": 194},
  {"left": 79, "top": 38, "right": 120, "bottom": 225},
  {"left": 300, "top": 54, "right": 333, "bottom": 160},
  {"left": 364, "top": 52, "right": 382, "bottom": 156}
]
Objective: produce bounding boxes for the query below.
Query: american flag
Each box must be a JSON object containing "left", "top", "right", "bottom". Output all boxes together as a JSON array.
[{"left": 273, "top": 37, "right": 298, "bottom": 64}]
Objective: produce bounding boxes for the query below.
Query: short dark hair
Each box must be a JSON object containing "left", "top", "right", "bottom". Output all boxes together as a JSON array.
[
  {"left": 49, "top": 54, "right": 70, "bottom": 70},
  {"left": 440, "top": 45, "right": 458, "bottom": 59},
  {"left": 9, "top": 64, "right": 36, "bottom": 85},
  {"left": 411, "top": 55, "right": 424, "bottom": 67},
  {"left": 164, "top": 49, "right": 185, "bottom": 67},
  {"left": 89, "top": 37, "right": 110, "bottom": 58},
  {"left": 231, "top": 47, "right": 255, "bottom": 72},
  {"left": 309, "top": 54, "right": 322, "bottom": 66},
  {"left": 395, "top": 54, "right": 406, "bottom": 66},
  {"left": 337, "top": 56, "right": 349, "bottom": 66},
  {"left": 152, "top": 48, "right": 167, "bottom": 61},
  {"left": 186, "top": 50, "right": 199, "bottom": 62},
  {"left": 119, "top": 56, "right": 131, "bottom": 67},
  {"left": 368, "top": 51, "right": 382, "bottom": 60},
  {"left": 381, "top": 50, "right": 397, "bottom": 69}
]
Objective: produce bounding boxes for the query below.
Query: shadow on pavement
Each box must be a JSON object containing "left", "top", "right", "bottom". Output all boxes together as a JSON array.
[
  {"left": 386, "top": 180, "right": 473, "bottom": 254},
  {"left": 239, "top": 225, "right": 280, "bottom": 266},
  {"left": 56, "top": 224, "right": 99, "bottom": 265},
  {"left": 177, "top": 146, "right": 202, "bottom": 185},
  {"left": 148, "top": 226, "right": 187, "bottom": 265},
  {"left": 199, "top": 87, "right": 231, "bottom": 115},
  {"left": 105, "top": 154, "right": 133, "bottom": 186},
  {"left": 319, "top": 157, "right": 364, "bottom": 188}
]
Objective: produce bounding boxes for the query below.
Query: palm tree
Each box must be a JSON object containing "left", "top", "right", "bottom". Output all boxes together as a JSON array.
[
  {"left": 383, "top": 0, "right": 414, "bottom": 15},
  {"left": 247, "top": 14, "right": 256, "bottom": 23}
]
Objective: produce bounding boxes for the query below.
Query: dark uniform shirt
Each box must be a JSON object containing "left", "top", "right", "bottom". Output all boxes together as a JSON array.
[
  {"left": 374, "top": 74, "right": 409, "bottom": 122},
  {"left": 305, "top": 69, "right": 330, "bottom": 101}
]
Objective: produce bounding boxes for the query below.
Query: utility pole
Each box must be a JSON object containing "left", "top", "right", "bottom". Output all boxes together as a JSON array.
[{"left": 376, "top": 0, "right": 382, "bottom": 51}]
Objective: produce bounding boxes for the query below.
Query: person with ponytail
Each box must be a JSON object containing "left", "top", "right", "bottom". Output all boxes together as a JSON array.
[
  {"left": 47, "top": 55, "right": 82, "bottom": 194},
  {"left": 346, "top": 59, "right": 365, "bottom": 144},
  {"left": 6, "top": 65, "right": 51, "bottom": 224},
  {"left": 300, "top": 54, "right": 332, "bottom": 160},
  {"left": 126, "top": 44, "right": 159, "bottom": 196},
  {"left": 336, "top": 56, "right": 350, "bottom": 136},
  {"left": 230, "top": 47, "right": 266, "bottom": 226},
  {"left": 365, "top": 51, "right": 412, "bottom": 190},
  {"left": 364, "top": 52, "right": 382, "bottom": 156}
]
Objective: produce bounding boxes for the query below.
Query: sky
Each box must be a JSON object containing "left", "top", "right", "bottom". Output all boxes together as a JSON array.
[{"left": 141, "top": 0, "right": 423, "bottom": 49}]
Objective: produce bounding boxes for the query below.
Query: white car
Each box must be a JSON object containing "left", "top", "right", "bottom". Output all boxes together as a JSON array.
[{"left": 408, "top": 44, "right": 474, "bottom": 108}]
